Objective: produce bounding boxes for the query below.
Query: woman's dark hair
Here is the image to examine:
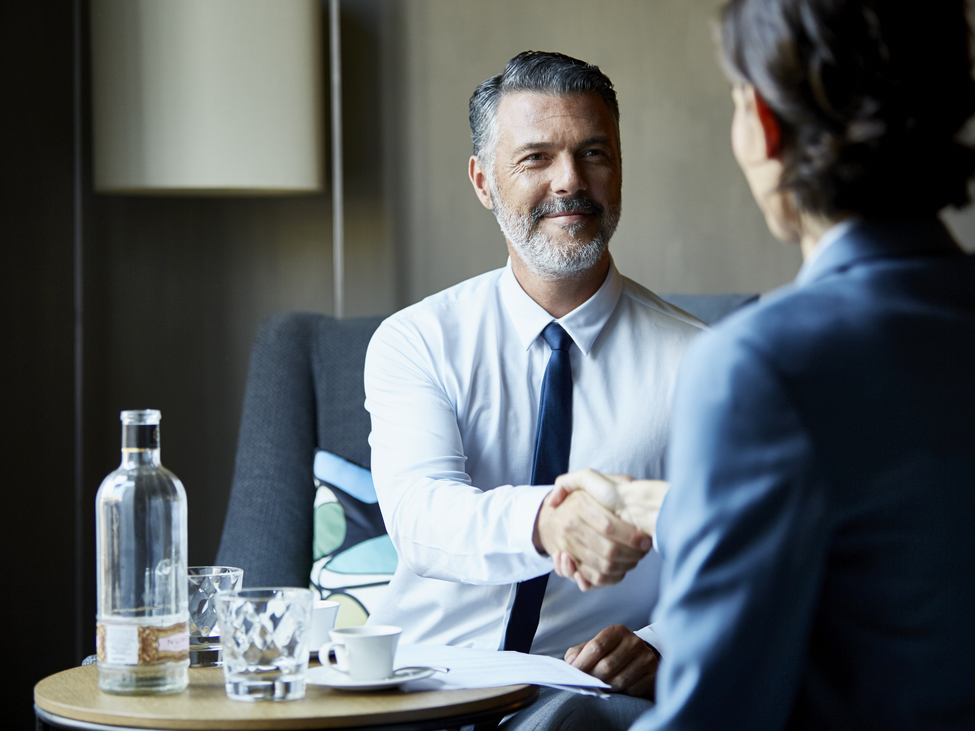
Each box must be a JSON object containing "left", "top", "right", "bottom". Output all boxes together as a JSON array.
[{"left": 720, "top": 0, "right": 975, "bottom": 218}]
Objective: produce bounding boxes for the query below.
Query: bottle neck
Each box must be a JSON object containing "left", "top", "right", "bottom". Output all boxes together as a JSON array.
[
  {"left": 121, "top": 423, "right": 162, "bottom": 468},
  {"left": 121, "top": 447, "right": 161, "bottom": 469}
]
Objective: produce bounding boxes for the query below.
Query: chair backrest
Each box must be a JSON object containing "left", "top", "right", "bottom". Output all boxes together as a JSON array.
[
  {"left": 661, "top": 293, "right": 757, "bottom": 325},
  {"left": 216, "top": 313, "right": 384, "bottom": 589}
]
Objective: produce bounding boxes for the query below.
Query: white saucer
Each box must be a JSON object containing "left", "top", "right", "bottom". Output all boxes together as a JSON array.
[{"left": 307, "top": 665, "right": 437, "bottom": 691}]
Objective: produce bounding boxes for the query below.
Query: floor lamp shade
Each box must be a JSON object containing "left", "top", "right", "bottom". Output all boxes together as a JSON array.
[{"left": 90, "top": 0, "right": 323, "bottom": 194}]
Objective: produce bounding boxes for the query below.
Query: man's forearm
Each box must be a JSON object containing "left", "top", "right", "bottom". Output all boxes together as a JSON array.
[{"left": 377, "top": 473, "right": 554, "bottom": 584}]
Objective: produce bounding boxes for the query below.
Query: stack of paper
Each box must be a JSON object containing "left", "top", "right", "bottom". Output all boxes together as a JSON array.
[{"left": 394, "top": 644, "right": 612, "bottom": 696}]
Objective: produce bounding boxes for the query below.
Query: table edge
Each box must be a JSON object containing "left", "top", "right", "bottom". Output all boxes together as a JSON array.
[{"left": 35, "top": 668, "right": 539, "bottom": 730}]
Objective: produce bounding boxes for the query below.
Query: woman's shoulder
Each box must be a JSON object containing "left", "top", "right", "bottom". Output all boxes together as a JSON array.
[{"left": 684, "top": 280, "right": 865, "bottom": 381}]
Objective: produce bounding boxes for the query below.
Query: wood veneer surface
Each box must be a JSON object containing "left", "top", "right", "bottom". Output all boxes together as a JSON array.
[{"left": 35, "top": 665, "right": 538, "bottom": 730}]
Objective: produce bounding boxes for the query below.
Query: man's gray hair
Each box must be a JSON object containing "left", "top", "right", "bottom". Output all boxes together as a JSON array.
[{"left": 469, "top": 51, "right": 620, "bottom": 179}]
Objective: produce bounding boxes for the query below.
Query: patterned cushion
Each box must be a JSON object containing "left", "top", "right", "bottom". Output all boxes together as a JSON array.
[{"left": 311, "top": 450, "right": 397, "bottom": 627}]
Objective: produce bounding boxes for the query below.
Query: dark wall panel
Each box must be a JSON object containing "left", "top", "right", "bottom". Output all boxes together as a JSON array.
[
  {"left": 3, "top": 4, "right": 392, "bottom": 726},
  {"left": 0, "top": 1, "right": 79, "bottom": 728}
]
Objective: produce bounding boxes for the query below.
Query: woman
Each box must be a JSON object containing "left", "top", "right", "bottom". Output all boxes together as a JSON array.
[{"left": 557, "top": 1, "right": 975, "bottom": 728}]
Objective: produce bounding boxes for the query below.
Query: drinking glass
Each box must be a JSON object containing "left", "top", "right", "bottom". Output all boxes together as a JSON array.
[
  {"left": 215, "top": 587, "right": 314, "bottom": 701},
  {"left": 187, "top": 566, "right": 243, "bottom": 667}
]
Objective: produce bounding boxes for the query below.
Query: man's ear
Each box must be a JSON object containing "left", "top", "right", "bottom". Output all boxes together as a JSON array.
[
  {"left": 469, "top": 156, "right": 494, "bottom": 210},
  {"left": 753, "top": 90, "right": 781, "bottom": 159}
]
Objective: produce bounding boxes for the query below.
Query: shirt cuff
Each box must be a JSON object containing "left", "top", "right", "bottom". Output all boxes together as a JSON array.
[
  {"left": 634, "top": 624, "right": 666, "bottom": 658},
  {"left": 511, "top": 484, "right": 556, "bottom": 576}
]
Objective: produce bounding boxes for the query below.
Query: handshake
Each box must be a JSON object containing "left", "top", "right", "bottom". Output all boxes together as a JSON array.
[{"left": 534, "top": 470, "right": 670, "bottom": 592}]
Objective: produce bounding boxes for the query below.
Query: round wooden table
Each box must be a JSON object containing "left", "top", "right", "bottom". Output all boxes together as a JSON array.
[{"left": 34, "top": 665, "right": 539, "bottom": 730}]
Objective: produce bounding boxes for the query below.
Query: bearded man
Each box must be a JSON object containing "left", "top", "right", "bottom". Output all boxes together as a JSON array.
[{"left": 363, "top": 51, "right": 704, "bottom": 729}]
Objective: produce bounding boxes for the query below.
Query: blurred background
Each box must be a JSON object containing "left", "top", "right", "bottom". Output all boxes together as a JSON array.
[{"left": 4, "top": 1, "right": 974, "bottom": 726}]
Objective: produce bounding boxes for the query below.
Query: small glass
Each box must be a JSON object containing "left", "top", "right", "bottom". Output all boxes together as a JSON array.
[
  {"left": 215, "top": 587, "right": 314, "bottom": 701},
  {"left": 187, "top": 566, "right": 244, "bottom": 667}
]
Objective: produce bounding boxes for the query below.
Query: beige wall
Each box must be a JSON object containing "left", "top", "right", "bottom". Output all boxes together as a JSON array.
[
  {"left": 384, "top": 0, "right": 797, "bottom": 307},
  {"left": 378, "top": 0, "right": 975, "bottom": 310}
]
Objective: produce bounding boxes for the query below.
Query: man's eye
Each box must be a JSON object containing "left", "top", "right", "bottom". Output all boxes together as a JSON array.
[
  {"left": 582, "top": 149, "right": 606, "bottom": 157},
  {"left": 524, "top": 153, "right": 545, "bottom": 162}
]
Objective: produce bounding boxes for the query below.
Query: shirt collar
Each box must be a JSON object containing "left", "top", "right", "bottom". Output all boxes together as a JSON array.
[
  {"left": 500, "top": 257, "right": 623, "bottom": 356},
  {"left": 798, "top": 217, "right": 859, "bottom": 275}
]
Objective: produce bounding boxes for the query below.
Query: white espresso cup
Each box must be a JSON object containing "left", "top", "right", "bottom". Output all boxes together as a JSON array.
[
  {"left": 307, "top": 600, "right": 341, "bottom": 651},
  {"left": 319, "top": 625, "right": 402, "bottom": 681}
]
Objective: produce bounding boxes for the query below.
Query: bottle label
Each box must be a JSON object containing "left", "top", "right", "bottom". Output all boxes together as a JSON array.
[
  {"left": 97, "top": 621, "right": 189, "bottom": 665},
  {"left": 122, "top": 424, "right": 159, "bottom": 451}
]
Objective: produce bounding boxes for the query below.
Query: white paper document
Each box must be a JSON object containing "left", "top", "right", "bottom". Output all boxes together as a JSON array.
[{"left": 394, "top": 644, "right": 611, "bottom": 696}]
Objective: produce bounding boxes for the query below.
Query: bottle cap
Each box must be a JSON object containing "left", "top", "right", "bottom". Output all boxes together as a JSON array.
[{"left": 120, "top": 410, "right": 162, "bottom": 425}]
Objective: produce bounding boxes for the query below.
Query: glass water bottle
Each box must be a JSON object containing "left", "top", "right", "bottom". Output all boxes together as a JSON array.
[{"left": 95, "top": 410, "right": 189, "bottom": 694}]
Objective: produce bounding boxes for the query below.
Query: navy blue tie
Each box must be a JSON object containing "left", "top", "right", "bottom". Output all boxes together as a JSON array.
[{"left": 502, "top": 322, "right": 574, "bottom": 653}]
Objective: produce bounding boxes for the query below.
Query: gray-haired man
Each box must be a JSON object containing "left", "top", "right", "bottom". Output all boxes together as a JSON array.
[{"left": 364, "top": 51, "right": 704, "bottom": 729}]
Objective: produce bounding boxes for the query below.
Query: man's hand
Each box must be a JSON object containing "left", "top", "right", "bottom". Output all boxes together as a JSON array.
[
  {"left": 554, "top": 469, "right": 670, "bottom": 537},
  {"left": 565, "top": 625, "right": 658, "bottom": 700},
  {"left": 547, "top": 470, "right": 669, "bottom": 590},
  {"left": 533, "top": 488, "right": 651, "bottom": 589}
]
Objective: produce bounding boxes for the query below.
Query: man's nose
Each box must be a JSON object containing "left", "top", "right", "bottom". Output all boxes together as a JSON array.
[{"left": 550, "top": 155, "right": 586, "bottom": 196}]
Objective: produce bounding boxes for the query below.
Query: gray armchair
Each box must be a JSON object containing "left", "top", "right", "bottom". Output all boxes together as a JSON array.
[
  {"left": 216, "top": 313, "right": 384, "bottom": 587},
  {"left": 215, "top": 294, "right": 756, "bottom": 589}
]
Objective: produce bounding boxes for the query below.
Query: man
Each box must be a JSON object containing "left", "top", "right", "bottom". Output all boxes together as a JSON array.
[{"left": 364, "top": 51, "right": 705, "bottom": 728}]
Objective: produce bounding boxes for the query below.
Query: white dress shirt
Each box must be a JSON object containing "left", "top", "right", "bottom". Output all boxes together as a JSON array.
[
  {"left": 364, "top": 258, "right": 706, "bottom": 657},
  {"left": 799, "top": 216, "right": 860, "bottom": 274}
]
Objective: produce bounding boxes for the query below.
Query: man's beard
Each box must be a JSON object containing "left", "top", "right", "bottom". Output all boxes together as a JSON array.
[{"left": 491, "top": 191, "right": 621, "bottom": 280}]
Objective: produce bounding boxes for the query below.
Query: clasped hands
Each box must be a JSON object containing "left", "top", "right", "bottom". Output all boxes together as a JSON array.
[
  {"left": 533, "top": 469, "right": 669, "bottom": 591},
  {"left": 532, "top": 469, "right": 669, "bottom": 698}
]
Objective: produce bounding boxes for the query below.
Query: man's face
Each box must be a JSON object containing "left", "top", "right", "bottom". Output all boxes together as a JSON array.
[{"left": 483, "top": 91, "right": 622, "bottom": 279}]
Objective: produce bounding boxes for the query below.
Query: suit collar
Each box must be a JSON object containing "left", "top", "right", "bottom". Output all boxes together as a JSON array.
[{"left": 796, "top": 218, "right": 962, "bottom": 287}]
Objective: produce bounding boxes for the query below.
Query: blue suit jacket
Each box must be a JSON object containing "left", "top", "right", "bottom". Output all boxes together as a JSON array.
[{"left": 636, "top": 219, "right": 975, "bottom": 730}]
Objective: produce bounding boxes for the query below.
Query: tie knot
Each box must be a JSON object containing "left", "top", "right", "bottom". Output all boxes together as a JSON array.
[{"left": 542, "top": 322, "right": 573, "bottom": 352}]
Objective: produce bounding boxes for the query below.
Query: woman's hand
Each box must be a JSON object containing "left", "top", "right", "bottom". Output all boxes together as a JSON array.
[{"left": 554, "top": 469, "right": 669, "bottom": 535}]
